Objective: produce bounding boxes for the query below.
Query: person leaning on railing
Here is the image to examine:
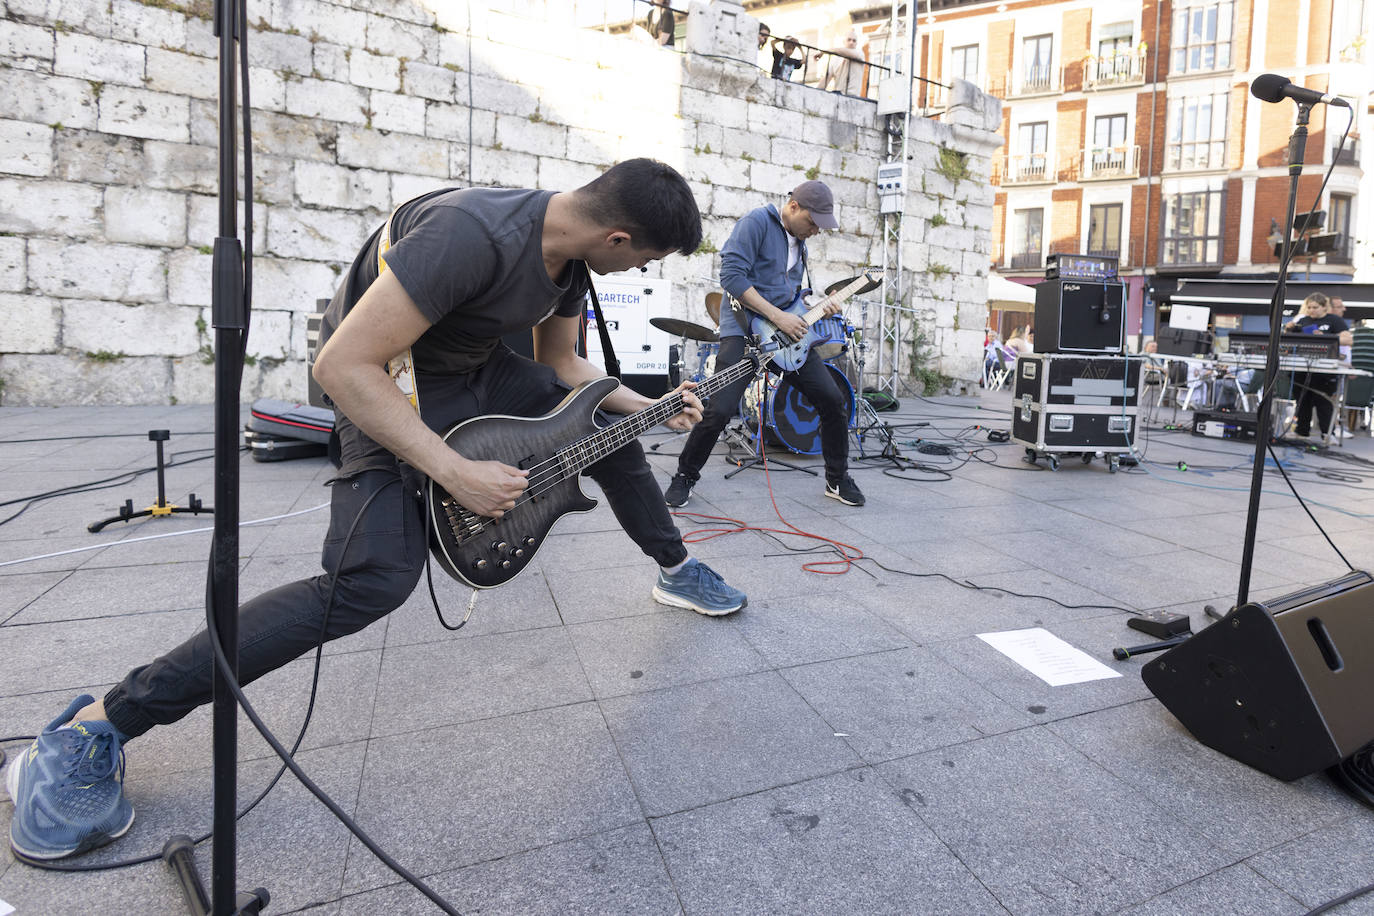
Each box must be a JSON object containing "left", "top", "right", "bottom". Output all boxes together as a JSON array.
[{"left": 815, "top": 30, "right": 867, "bottom": 95}]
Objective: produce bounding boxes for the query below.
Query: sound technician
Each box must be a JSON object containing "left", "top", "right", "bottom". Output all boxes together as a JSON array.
[
  {"left": 663, "top": 181, "right": 865, "bottom": 509},
  {"left": 5, "top": 159, "right": 749, "bottom": 863}
]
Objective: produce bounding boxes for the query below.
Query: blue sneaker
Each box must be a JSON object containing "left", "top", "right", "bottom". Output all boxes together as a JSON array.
[
  {"left": 6, "top": 695, "right": 134, "bottom": 860},
  {"left": 652, "top": 559, "right": 747, "bottom": 616}
]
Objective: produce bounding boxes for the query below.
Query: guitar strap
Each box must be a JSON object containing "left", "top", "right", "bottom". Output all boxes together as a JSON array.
[
  {"left": 376, "top": 204, "right": 422, "bottom": 416},
  {"left": 584, "top": 271, "right": 621, "bottom": 379}
]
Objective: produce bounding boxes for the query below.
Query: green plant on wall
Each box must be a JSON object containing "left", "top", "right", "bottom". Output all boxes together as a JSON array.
[
  {"left": 907, "top": 322, "right": 950, "bottom": 395},
  {"left": 934, "top": 147, "right": 970, "bottom": 184}
]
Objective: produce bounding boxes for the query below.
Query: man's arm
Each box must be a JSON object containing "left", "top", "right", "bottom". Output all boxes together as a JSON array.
[
  {"left": 312, "top": 269, "right": 528, "bottom": 517},
  {"left": 532, "top": 313, "right": 701, "bottom": 430}
]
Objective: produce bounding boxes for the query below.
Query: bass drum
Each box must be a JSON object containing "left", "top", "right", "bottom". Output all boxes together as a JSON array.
[{"left": 740, "top": 365, "right": 856, "bottom": 455}]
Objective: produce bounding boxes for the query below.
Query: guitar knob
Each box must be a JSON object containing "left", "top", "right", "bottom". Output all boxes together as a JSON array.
[
  {"left": 473, "top": 559, "right": 488, "bottom": 571},
  {"left": 512, "top": 548, "right": 525, "bottom": 559},
  {"left": 492, "top": 540, "right": 508, "bottom": 552},
  {"left": 499, "top": 559, "right": 511, "bottom": 569},
  {"left": 523, "top": 537, "right": 536, "bottom": 547}
]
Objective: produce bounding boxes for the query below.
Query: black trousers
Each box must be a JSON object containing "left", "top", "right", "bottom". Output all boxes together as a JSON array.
[
  {"left": 104, "top": 347, "right": 687, "bottom": 739},
  {"left": 1294, "top": 372, "right": 1339, "bottom": 436},
  {"left": 676, "top": 335, "right": 851, "bottom": 482}
]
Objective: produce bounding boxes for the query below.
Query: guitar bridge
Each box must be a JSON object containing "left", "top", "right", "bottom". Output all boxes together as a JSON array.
[{"left": 441, "top": 496, "right": 484, "bottom": 544}]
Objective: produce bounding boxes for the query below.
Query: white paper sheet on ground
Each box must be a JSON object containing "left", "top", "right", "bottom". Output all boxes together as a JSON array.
[
  {"left": 978, "top": 627, "right": 1122, "bottom": 686},
  {"left": 0, "top": 898, "right": 14, "bottom": 916}
]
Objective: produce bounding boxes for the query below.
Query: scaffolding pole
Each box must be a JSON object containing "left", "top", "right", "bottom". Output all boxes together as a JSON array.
[{"left": 874, "top": 0, "right": 916, "bottom": 395}]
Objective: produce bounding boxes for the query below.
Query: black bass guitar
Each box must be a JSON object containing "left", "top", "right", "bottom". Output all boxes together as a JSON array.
[{"left": 428, "top": 352, "right": 758, "bottom": 588}]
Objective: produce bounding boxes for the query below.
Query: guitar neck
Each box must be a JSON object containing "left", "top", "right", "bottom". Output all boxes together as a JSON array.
[
  {"left": 559, "top": 358, "right": 757, "bottom": 473},
  {"left": 798, "top": 274, "right": 870, "bottom": 326}
]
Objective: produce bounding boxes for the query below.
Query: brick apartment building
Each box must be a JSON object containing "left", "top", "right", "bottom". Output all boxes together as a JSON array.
[{"left": 908, "top": 0, "right": 1370, "bottom": 337}]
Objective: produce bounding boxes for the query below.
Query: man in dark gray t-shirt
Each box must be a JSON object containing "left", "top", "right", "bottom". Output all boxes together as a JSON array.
[{"left": 5, "top": 160, "right": 749, "bottom": 865}]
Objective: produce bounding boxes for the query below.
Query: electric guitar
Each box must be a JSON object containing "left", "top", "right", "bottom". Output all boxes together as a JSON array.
[
  {"left": 745, "top": 268, "right": 880, "bottom": 372},
  {"left": 427, "top": 351, "right": 759, "bottom": 589}
]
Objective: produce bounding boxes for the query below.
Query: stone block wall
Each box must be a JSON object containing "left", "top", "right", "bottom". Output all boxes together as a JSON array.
[{"left": 0, "top": 0, "right": 1001, "bottom": 406}]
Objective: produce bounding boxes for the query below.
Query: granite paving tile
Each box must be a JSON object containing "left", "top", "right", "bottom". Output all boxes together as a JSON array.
[{"left": 599, "top": 671, "right": 862, "bottom": 817}]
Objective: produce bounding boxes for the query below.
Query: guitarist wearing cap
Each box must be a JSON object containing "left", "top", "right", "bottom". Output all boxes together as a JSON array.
[{"left": 664, "top": 181, "right": 865, "bottom": 509}]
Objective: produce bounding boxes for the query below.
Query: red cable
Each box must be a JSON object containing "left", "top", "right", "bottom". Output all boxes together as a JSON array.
[{"left": 673, "top": 371, "right": 865, "bottom": 576}]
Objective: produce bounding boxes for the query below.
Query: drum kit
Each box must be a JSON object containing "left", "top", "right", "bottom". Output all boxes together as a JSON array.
[{"left": 649, "top": 283, "right": 867, "bottom": 459}]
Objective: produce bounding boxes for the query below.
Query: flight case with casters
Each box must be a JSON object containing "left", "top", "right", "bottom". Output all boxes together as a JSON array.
[{"left": 1010, "top": 353, "right": 1143, "bottom": 472}]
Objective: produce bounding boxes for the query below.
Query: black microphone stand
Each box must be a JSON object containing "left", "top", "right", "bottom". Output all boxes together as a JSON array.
[
  {"left": 1235, "top": 101, "right": 1312, "bottom": 607},
  {"left": 163, "top": 0, "right": 268, "bottom": 913}
]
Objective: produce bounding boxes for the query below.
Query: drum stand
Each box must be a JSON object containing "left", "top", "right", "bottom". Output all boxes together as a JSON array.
[
  {"left": 844, "top": 305, "right": 903, "bottom": 468},
  {"left": 723, "top": 370, "right": 818, "bottom": 479}
]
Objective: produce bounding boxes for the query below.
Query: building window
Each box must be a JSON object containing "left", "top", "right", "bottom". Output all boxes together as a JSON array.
[
  {"left": 1098, "top": 23, "right": 1134, "bottom": 59},
  {"left": 1166, "top": 92, "right": 1229, "bottom": 170},
  {"left": 1088, "top": 204, "right": 1123, "bottom": 260},
  {"left": 1171, "top": 1, "right": 1234, "bottom": 73},
  {"left": 1161, "top": 189, "right": 1225, "bottom": 265},
  {"left": 1023, "top": 34, "right": 1054, "bottom": 91},
  {"left": 1017, "top": 121, "right": 1049, "bottom": 180},
  {"left": 951, "top": 44, "right": 979, "bottom": 82},
  {"left": 1330, "top": 193, "right": 1353, "bottom": 263},
  {"left": 1011, "top": 208, "right": 1044, "bottom": 268}
]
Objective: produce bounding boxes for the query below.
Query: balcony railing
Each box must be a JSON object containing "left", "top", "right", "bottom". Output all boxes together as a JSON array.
[
  {"left": 997, "top": 153, "right": 1054, "bottom": 185},
  {"left": 1082, "top": 51, "right": 1147, "bottom": 90},
  {"left": 1005, "top": 65, "right": 1061, "bottom": 98},
  {"left": 1008, "top": 250, "right": 1044, "bottom": 269},
  {"left": 1165, "top": 141, "right": 1227, "bottom": 172},
  {"left": 1050, "top": 240, "right": 1135, "bottom": 269},
  {"left": 1332, "top": 137, "right": 1361, "bottom": 166},
  {"left": 1080, "top": 145, "right": 1141, "bottom": 180}
]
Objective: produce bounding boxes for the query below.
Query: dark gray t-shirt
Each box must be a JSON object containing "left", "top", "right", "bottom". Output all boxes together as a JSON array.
[{"left": 318, "top": 187, "right": 588, "bottom": 475}]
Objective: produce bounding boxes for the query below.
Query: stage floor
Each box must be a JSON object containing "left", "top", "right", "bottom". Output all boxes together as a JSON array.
[{"left": 2, "top": 391, "right": 1372, "bottom": 914}]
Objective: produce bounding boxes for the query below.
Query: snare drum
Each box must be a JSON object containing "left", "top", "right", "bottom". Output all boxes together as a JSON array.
[
  {"left": 811, "top": 316, "right": 852, "bottom": 361},
  {"left": 740, "top": 364, "right": 856, "bottom": 454}
]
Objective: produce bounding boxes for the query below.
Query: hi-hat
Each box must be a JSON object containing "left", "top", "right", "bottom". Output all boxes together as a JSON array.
[
  {"left": 825, "top": 274, "right": 882, "bottom": 297},
  {"left": 650, "top": 317, "right": 719, "bottom": 342}
]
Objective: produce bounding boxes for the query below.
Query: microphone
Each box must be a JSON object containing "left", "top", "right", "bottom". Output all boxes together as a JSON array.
[{"left": 1250, "top": 73, "right": 1350, "bottom": 108}]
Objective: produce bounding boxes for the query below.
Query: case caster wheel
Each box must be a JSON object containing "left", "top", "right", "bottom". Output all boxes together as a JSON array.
[
  {"left": 1024, "top": 448, "right": 1038, "bottom": 465},
  {"left": 1109, "top": 456, "right": 1120, "bottom": 473},
  {"left": 1047, "top": 455, "right": 1060, "bottom": 471},
  {"left": 1081, "top": 454, "right": 1093, "bottom": 465}
]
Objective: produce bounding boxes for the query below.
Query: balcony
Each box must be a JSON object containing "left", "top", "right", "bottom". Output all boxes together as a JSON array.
[
  {"left": 997, "top": 153, "right": 1055, "bottom": 185},
  {"left": 1005, "top": 65, "right": 1061, "bottom": 98},
  {"left": 1082, "top": 51, "right": 1148, "bottom": 90},
  {"left": 1008, "top": 250, "right": 1044, "bottom": 270},
  {"left": 1332, "top": 137, "right": 1361, "bottom": 166},
  {"left": 1079, "top": 145, "right": 1141, "bottom": 180},
  {"left": 1165, "top": 141, "right": 1227, "bottom": 172}
]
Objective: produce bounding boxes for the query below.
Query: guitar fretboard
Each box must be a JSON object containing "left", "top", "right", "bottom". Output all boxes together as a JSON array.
[{"left": 555, "top": 357, "right": 757, "bottom": 474}]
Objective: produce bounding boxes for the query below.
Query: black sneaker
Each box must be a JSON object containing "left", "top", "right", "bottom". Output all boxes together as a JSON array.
[
  {"left": 825, "top": 474, "right": 865, "bottom": 506},
  {"left": 664, "top": 472, "right": 696, "bottom": 508}
]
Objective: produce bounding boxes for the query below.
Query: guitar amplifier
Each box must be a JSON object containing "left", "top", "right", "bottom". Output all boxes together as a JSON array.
[
  {"left": 1034, "top": 279, "right": 1126, "bottom": 354},
  {"left": 1011, "top": 354, "right": 1141, "bottom": 454}
]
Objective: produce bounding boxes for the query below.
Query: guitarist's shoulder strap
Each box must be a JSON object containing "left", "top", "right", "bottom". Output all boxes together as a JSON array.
[{"left": 584, "top": 271, "right": 621, "bottom": 380}]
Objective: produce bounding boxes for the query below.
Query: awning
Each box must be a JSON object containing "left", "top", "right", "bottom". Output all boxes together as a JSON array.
[
  {"left": 1166, "top": 279, "right": 1374, "bottom": 318},
  {"left": 988, "top": 274, "right": 1037, "bottom": 312}
]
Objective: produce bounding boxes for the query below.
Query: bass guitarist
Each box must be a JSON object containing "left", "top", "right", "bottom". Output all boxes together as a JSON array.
[
  {"left": 4, "top": 160, "right": 748, "bottom": 864},
  {"left": 665, "top": 181, "right": 865, "bottom": 508}
]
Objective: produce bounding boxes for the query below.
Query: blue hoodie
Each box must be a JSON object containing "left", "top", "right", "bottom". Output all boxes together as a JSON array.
[{"left": 717, "top": 203, "right": 807, "bottom": 339}]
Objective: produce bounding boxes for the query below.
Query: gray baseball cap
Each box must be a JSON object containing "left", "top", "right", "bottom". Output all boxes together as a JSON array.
[{"left": 790, "top": 180, "right": 839, "bottom": 230}]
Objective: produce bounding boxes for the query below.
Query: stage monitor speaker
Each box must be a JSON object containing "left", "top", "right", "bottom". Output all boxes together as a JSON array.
[
  {"left": 1142, "top": 570, "right": 1374, "bottom": 781},
  {"left": 1034, "top": 279, "right": 1125, "bottom": 354}
]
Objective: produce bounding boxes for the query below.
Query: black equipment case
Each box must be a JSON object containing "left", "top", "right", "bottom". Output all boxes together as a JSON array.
[
  {"left": 1011, "top": 354, "right": 1143, "bottom": 471},
  {"left": 243, "top": 427, "right": 328, "bottom": 462},
  {"left": 248, "top": 398, "right": 335, "bottom": 444}
]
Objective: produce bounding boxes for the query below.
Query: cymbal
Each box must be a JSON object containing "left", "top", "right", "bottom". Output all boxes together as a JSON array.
[
  {"left": 704, "top": 291, "right": 722, "bottom": 326},
  {"left": 650, "top": 317, "right": 719, "bottom": 342},
  {"left": 825, "top": 274, "right": 882, "bottom": 297}
]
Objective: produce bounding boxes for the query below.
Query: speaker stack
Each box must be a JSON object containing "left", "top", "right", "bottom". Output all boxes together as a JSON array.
[{"left": 1033, "top": 253, "right": 1125, "bottom": 354}]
